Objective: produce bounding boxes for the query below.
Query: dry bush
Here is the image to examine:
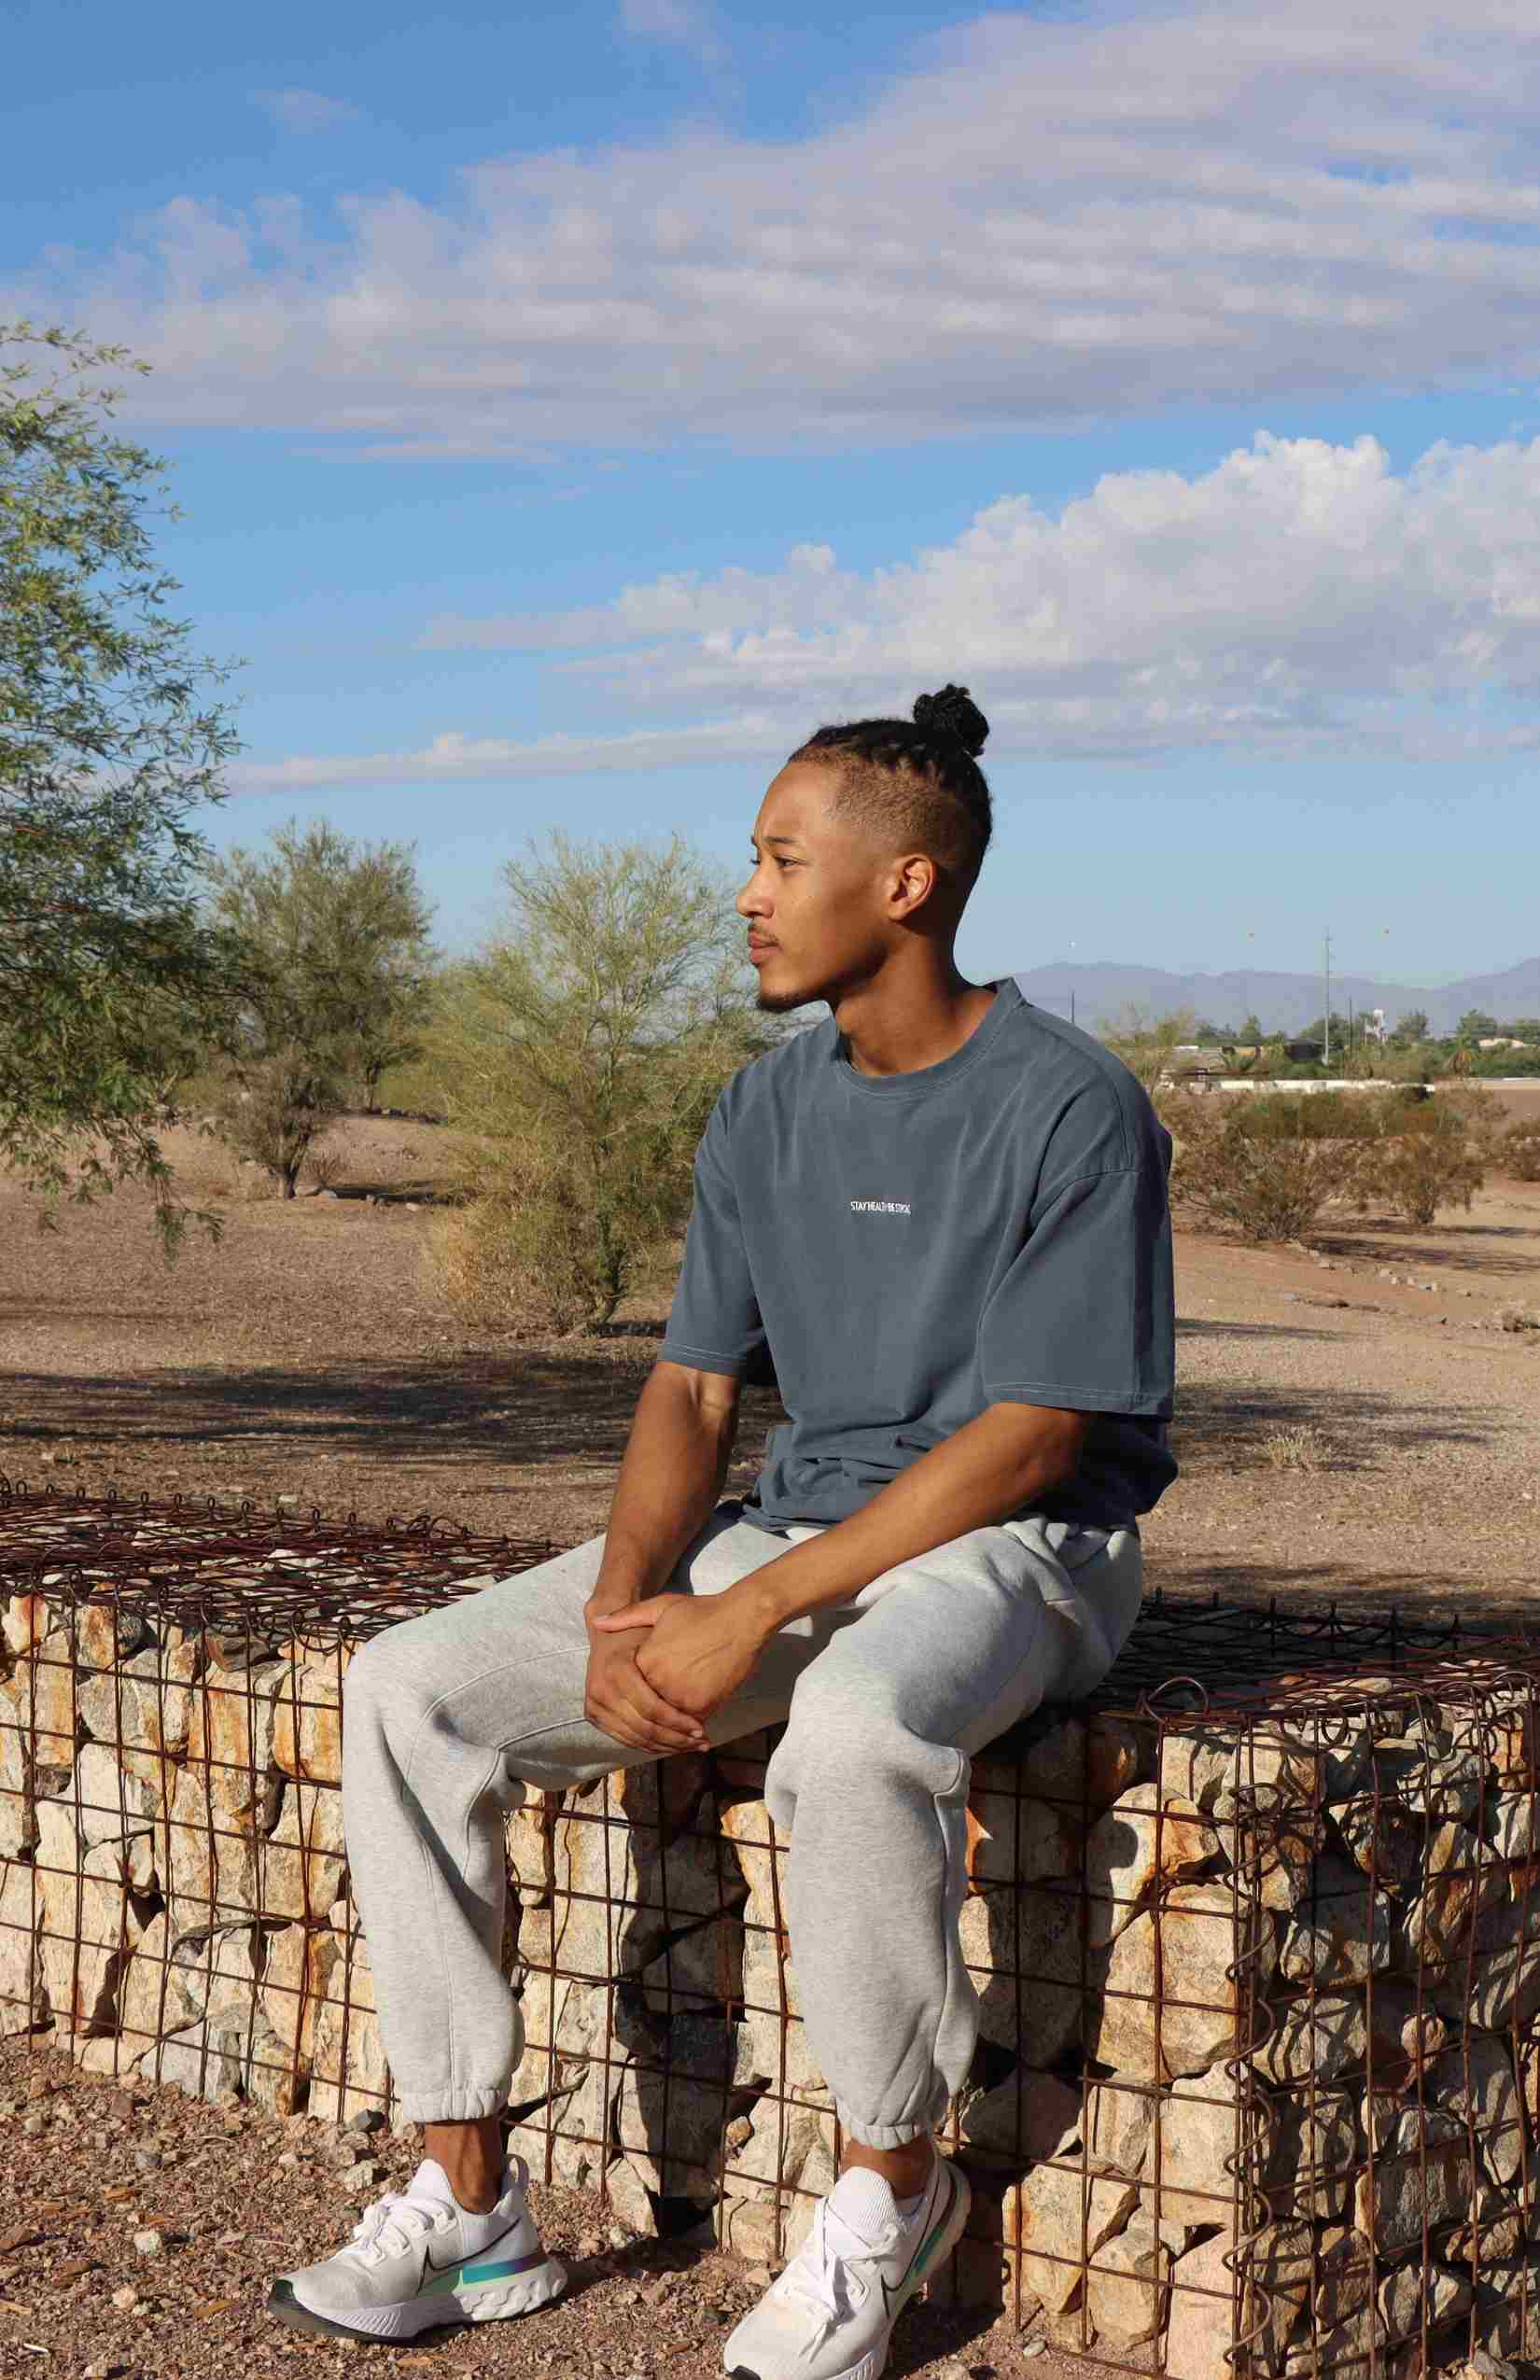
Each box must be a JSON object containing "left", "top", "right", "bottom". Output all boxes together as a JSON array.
[
  {"left": 1353, "top": 1131, "right": 1485, "bottom": 1227},
  {"left": 1156, "top": 1090, "right": 1362, "bottom": 1243},
  {"left": 303, "top": 1140, "right": 347, "bottom": 1192},
  {"left": 1502, "top": 1122, "right": 1540, "bottom": 1182},
  {"left": 1260, "top": 1422, "right": 1332, "bottom": 1471}
]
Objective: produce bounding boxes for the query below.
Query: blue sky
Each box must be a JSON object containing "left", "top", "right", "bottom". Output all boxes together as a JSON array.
[{"left": 7, "top": 0, "right": 1540, "bottom": 994}]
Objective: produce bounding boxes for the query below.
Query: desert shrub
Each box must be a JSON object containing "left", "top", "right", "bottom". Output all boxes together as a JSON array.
[
  {"left": 1350, "top": 1126, "right": 1485, "bottom": 1226},
  {"left": 303, "top": 1140, "right": 347, "bottom": 1192},
  {"left": 1156, "top": 1090, "right": 1362, "bottom": 1242},
  {"left": 1501, "top": 1121, "right": 1540, "bottom": 1182}
]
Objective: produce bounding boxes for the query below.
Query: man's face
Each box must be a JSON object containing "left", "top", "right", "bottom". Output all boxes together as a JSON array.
[{"left": 736, "top": 761, "right": 911, "bottom": 1014}]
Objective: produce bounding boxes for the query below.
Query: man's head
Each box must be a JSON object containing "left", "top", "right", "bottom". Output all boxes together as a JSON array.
[{"left": 737, "top": 685, "right": 993, "bottom": 1014}]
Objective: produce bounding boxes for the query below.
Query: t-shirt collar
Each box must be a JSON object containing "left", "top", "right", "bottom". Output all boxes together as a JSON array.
[{"left": 832, "top": 976, "right": 1023, "bottom": 1096}]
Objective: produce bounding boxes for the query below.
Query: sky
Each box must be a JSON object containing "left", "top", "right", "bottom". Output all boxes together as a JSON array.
[{"left": 7, "top": 0, "right": 1540, "bottom": 995}]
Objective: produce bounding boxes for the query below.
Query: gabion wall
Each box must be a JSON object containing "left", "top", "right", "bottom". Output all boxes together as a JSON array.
[{"left": 3, "top": 1482, "right": 1538, "bottom": 2380}]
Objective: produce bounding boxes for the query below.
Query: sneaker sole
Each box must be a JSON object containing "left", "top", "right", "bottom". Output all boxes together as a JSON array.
[
  {"left": 267, "top": 2253, "right": 567, "bottom": 2342},
  {"left": 725, "top": 2162, "right": 973, "bottom": 2380}
]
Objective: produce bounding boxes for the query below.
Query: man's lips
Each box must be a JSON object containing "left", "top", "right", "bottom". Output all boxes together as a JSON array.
[{"left": 748, "top": 939, "right": 777, "bottom": 954}]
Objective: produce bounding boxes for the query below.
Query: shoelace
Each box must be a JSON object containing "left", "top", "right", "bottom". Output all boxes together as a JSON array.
[
  {"left": 774, "top": 2201, "right": 894, "bottom": 2328},
  {"left": 344, "top": 2191, "right": 448, "bottom": 2263}
]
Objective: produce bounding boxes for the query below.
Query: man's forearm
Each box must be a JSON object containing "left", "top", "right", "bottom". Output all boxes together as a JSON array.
[
  {"left": 719, "top": 1403, "right": 1086, "bottom": 1641},
  {"left": 589, "top": 1370, "right": 737, "bottom": 1614}
]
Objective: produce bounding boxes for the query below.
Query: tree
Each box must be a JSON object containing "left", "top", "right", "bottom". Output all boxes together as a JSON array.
[
  {"left": 427, "top": 828, "right": 805, "bottom": 1334},
  {"left": 203, "top": 820, "right": 435, "bottom": 1196},
  {"left": 1457, "top": 1009, "right": 1501, "bottom": 1042},
  {"left": 1238, "top": 1013, "right": 1267, "bottom": 1045},
  {"left": 1093, "top": 1004, "right": 1201, "bottom": 1093},
  {"left": 1392, "top": 1008, "right": 1431, "bottom": 1045},
  {"left": 1, "top": 321, "right": 244, "bottom": 1250}
]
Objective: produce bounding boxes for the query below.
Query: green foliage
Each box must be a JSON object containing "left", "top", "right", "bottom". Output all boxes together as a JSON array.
[
  {"left": 1457, "top": 1009, "right": 1501, "bottom": 1041},
  {"left": 1, "top": 321, "right": 245, "bottom": 1253},
  {"left": 427, "top": 827, "right": 805, "bottom": 1335},
  {"left": 203, "top": 819, "right": 435, "bottom": 1196},
  {"left": 1392, "top": 1008, "right": 1430, "bottom": 1044},
  {"left": 1093, "top": 1002, "right": 1200, "bottom": 1093}
]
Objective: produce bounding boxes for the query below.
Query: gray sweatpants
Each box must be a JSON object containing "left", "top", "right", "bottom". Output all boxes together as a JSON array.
[{"left": 340, "top": 1499, "right": 1143, "bottom": 2149}]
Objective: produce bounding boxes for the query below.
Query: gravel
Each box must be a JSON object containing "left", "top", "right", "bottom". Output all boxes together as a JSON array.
[{"left": 0, "top": 2039, "right": 1049, "bottom": 2380}]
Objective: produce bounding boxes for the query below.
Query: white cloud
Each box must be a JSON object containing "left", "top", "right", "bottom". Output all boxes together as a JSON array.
[
  {"left": 235, "top": 428, "right": 1540, "bottom": 789},
  {"left": 254, "top": 89, "right": 360, "bottom": 135},
  {"left": 16, "top": 0, "right": 1540, "bottom": 450},
  {"left": 618, "top": 0, "right": 723, "bottom": 60}
]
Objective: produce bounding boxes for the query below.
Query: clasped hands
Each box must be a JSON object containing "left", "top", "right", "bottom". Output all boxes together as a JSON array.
[{"left": 582, "top": 1588, "right": 771, "bottom": 1755}]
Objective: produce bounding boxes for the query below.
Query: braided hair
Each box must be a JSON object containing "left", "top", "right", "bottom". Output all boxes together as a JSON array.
[{"left": 785, "top": 685, "right": 992, "bottom": 914}]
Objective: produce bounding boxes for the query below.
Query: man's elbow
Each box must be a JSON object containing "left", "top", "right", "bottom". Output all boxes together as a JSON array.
[{"left": 989, "top": 1402, "right": 1091, "bottom": 1487}]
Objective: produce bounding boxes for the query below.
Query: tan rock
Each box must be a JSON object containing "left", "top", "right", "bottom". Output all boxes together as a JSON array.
[
  {"left": 1282, "top": 2303, "right": 1385, "bottom": 2376},
  {"left": 272, "top": 1662, "right": 345, "bottom": 1785},
  {"left": 1425, "top": 2036, "right": 1523, "bottom": 2188},
  {"left": 722, "top": 1799, "right": 831, "bottom": 2103},
  {"left": 1164, "top": 2232, "right": 1240, "bottom": 2380},
  {"left": 117, "top": 1909, "right": 175, "bottom": 2058},
  {"left": 966, "top": 1783, "right": 1082, "bottom": 1892},
  {"left": 1252, "top": 1989, "right": 1365, "bottom": 2088},
  {"left": 169, "top": 1922, "right": 263, "bottom": 2030},
  {"left": 260, "top": 1921, "right": 344, "bottom": 2076},
  {"left": 1083, "top": 2078, "right": 1157, "bottom": 2177},
  {"left": 960, "top": 2069, "right": 1081, "bottom": 2164},
  {"left": 1, "top": 1635, "right": 80, "bottom": 1768},
  {"left": 1474, "top": 2254, "right": 1540, "bottom": 2364},
  {"left": 1092, "top": 1879, "right": 1272, "bottom": 2082},
  {"left": 1141, "top": 2067, "right": 1259, "bottom": 2232},
  {"left": 1003, "top": 2164, "right": 1139, "bottom": 2314},
  {"left": 77, "top": 1638, "right": 198, "bottom": 1795},
  {"left": 1018, "top": 1712, "right": 1148, "bottom": 1812},
  {"left": 1245, "top": 2219, "right": 1318, "bottom": 2365},
  {"left": 1278, "top": 1855, "right": 1391, "bottom": 1986},
  {"left": 1085, "top": 1784, "right": 1221, "bottom": 1948},
  {"left": 60, "top": 1742, "right": 158, "bottom": 1848},
  {"left": 3, "top": 1592, "right": 49, "bottom": 1658},
  {"left": 1354, "top": 2107, "right": 1475, "bottom": 2256},
  {"left": 1378, "top": 2260, "right": 1472, "bottom": 2345},
  {"left": 509, "top": 1967, "right": 613, "bottom": 2105},
  {"left": 0, "top": 1855, "right": 45, "bottom": 2032},
  {"left": 185, "top": 1661, "right": 287, "bottom": 1826},
  {"left": 1486, "top": 1789, "right": 1538, "bottom": 1865},
  {"left": 1406, "top": 1822, "right": 1508, "bottom": 1961},
  {"left": 1337, "top": 1795, "right": 1425, "bottom": 1897},
  {"left": 1085, "top": 2215, "right": 1169, "bottom": 2346},
  {"left": 262, "top": 1781, "right": 347, "bottom": 1923},
  {"left": 307, "top": 1929, "right": 389, "bottom": 2128},
  {"left": 1309, "top": 2225, "right": 1373, "bottom": 2331},
  {"left": 965, "top": 1880, "right": 1085, "bottom": 2068},
  {"left": 162, "top": 1761, "right": 261, "bottom": 1931},
  {"left": 1159, "top": 1721, "right": 1322, "bottom": 1826},
  {"left": 1265, "top": 2085, "right": 1360, "bottom": 2220},
  {"left": 0, "top": 1700, "right": 39, "bottom": 1856},
  {"left": 35, "top": 1808, "right": 148, "bottom": 2034},
  {"left": 137, "top": 2018, "right": 246, "bottom": 2102}
]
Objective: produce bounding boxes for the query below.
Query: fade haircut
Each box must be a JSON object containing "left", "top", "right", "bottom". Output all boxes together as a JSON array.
[{"left": 785, "top": 684, "right": 993, "bottom": 917}]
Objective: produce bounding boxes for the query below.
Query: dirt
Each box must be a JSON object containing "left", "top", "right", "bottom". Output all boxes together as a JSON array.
[
  {"left": 0, "top": 2038, "right": 1037, "bottom": 2380},
  {"left": 4, "top": 1102, "right": 1537, "bottom": 1624}
]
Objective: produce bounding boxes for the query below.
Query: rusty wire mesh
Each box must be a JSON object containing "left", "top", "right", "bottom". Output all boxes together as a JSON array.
[{"left": 3, "top": 1477, "right": 1539, "bottom": 2378}]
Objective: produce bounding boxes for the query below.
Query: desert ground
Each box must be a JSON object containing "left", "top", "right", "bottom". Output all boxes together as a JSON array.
[{"left": 1, "top": 1091, "right": 1537, "bottom": 2380}]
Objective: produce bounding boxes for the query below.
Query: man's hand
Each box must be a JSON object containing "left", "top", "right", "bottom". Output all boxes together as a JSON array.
[
  {"left": 582, "top": 1610, "right": 709, "bottom": 1755},
  {"left": 590, "top": 1591, "right": 769, "bottom": 1723}
]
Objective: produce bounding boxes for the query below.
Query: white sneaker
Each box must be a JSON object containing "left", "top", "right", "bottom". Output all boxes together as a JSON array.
[
  {"left": 722, "top": 2153, "right": 971, "bottom": 2380},
  {"left": 268, "top": 2154, "right": 567, "bottom": 2343}
]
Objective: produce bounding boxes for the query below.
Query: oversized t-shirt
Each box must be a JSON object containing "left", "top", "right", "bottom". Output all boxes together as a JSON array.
[{"left": 658, "top": 974, "right": 1178, "bottom": 1535}]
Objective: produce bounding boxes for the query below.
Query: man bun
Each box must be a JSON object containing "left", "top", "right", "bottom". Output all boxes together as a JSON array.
[{"left": 912, "top": 684, "right": 988, "bottom": 759}]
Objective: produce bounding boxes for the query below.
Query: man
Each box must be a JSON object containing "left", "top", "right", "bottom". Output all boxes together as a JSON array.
[{"left": 268, "top": 683, "right": 1177, "bottom": 2379}]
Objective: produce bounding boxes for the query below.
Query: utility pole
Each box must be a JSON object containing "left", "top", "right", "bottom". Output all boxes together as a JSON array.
[
  {"left": 1323, "top": 930, "right": 1332, "bottom": 1069},
  {"left": 1070, "top": 989, "right": 1075, "bottom": 1025},
  {"left": 1348, "top": 994, "right": 1353, "bottom": 1066}
]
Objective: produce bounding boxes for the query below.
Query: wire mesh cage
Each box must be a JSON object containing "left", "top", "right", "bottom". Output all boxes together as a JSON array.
[{"left": 3, "top": 1477, "right": 1539, "bottom": 2379}]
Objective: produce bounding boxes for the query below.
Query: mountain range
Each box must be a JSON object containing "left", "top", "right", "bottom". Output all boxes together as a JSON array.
[{"left": 1007, "top": 955, "right": 1540, "bottom": 1038}]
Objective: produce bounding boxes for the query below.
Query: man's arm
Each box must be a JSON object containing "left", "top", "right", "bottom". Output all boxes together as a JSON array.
[
  {"left": 593, "top": 1402, "right": 1090, "bottom": 1716},
  {"left": 588, "top": 1360, "right": 743, "bottom": 1611}
]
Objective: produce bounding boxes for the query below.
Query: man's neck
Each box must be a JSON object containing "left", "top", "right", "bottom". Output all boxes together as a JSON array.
[{"left": 840, "top": 979, "right": 1000, "bottom": 1080}]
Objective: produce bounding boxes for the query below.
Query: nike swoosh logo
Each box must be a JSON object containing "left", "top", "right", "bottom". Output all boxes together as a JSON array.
[
  {"left": 879, "top": 2167, "right": 958, "bottom": 2319},
  {"left": 417, "top": 2217, "right": 523, "bottom": 2286}
]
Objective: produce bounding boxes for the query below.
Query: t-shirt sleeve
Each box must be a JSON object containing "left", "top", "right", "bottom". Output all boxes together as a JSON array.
[
  {"left": 976, "top": 1162, "right": 1175, "bottom": 1416},
  {"left": 658, "top": 1092, "right": 768, "bottom": 1380}
]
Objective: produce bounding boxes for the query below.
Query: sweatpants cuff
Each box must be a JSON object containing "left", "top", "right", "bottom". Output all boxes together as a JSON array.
[
  {"left": 834, "top": 2103, "right": 934, "bottom": 2150},
  {"left": 395, "top": 2082, "right": 508, "bottom": 2124}
]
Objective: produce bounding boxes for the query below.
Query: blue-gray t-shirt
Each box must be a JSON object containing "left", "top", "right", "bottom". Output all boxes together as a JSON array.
[{"left": 659, "top": 975, "right": 1178, "bottom": 1535}]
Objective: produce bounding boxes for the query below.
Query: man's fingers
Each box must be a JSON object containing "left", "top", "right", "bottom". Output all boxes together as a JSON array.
[{"left": 626, "top": 1669, "right": 709, "bottom": 1745}]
